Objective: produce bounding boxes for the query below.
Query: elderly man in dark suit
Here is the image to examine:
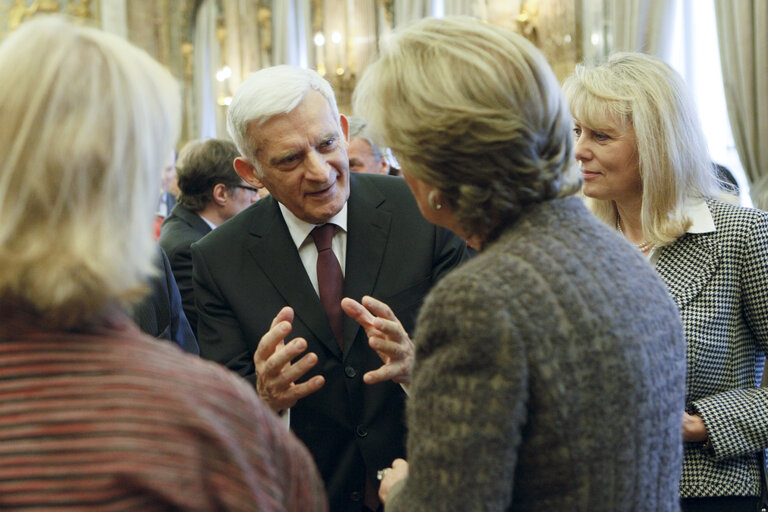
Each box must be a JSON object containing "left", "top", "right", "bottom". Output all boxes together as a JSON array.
[
  {"left": 191, "top": 65, "right": 471, "bottom": 512},
  {"left": 159, "top": 138, "right": 259, "bottom": 332}
]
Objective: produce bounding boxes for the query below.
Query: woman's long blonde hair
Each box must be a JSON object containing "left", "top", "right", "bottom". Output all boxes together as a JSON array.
[
  {"left": 0, "top": 17, "right": 180, "bottom": 328},
  {"left": 563, "top": 52, "right": 719, "bottom": 246}
]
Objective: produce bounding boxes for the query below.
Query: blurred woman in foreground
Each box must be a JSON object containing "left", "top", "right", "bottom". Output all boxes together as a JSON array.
[
  {"left": 563, "top": 52, "right": 768, "bottom": 512},
  {"left": 351, "top": 16, "right": 686, "bottom": 512},
  {"left": 0, "top": 16, "right": 325, "bottom": 511}
]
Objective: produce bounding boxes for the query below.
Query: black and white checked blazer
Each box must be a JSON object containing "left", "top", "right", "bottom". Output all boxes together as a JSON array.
[{"left": 655, "top": 198, "right": 768, "bottom": 498}]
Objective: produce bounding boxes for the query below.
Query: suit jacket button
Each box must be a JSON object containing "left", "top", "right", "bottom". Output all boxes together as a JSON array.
[
  {"left": 355, "top": 425, "right": 368, "bottom": 437},
  {"left": 345, "top": 366, "right": 357, "bottom": 378},
  {"left": 350, "top": 491, "right": 362, "bottom": 501}
]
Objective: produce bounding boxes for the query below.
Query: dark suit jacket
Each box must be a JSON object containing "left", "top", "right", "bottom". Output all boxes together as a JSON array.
[
  {"left": 192, "top": 173, "right": 471, "bottom": 512},
  {"left": 130, "top": 248, "right": 199, "bottom": 355},
  {"left": 159, "top": 204, "right": 212, "bottom": 334}
]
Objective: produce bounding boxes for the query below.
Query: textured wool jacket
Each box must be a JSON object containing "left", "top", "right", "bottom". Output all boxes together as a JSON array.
[
  {"left": 387, "top": 197, "right": 686, "bottom": 512},
  {"left": 655, "top": 199, "right": 768, "bottom": 499}
]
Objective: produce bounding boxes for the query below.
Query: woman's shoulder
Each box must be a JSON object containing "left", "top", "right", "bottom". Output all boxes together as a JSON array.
[
  {"left": 706, "top": 197, "right": 768, "bottom": 222},
  {"left": 705, "top": 198, "right": 768, "bottom": 238}
]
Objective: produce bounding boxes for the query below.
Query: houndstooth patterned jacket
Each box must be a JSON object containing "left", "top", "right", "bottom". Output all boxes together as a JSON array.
[{"left": 655, "top": 198, "right": 768, "bottom": 498}]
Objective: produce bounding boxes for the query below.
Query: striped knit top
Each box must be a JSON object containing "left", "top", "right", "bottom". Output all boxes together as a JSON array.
[{"left": 0, "top": 310, "right": 327, "bottom": 511}]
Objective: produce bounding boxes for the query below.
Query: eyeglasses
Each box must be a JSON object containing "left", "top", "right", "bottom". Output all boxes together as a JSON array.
[{"left": 236, "top": 185, "right": 260, "bottom": 194}]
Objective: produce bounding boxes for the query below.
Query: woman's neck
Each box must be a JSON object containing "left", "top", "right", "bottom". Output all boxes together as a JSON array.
[{"left": 615, "top": 200, "right": 652, "bottom": 252}]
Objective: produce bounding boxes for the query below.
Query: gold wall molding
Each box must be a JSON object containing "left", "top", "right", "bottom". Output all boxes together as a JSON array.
[
  {"left": 1, "top": 0, "right": 583, "bottom": 142},
  {"left": 1, "top": 0, "right": 99, "bottom": 36}
]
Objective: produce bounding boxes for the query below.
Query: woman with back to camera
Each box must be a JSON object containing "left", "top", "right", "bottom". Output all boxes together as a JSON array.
[
  {"left": 0, "top": 16, "right": 326, "bottom": 511},
  {"left": 344, "top": 16, "right": 687, "bottom": 512},
  {"left": 563, "top": 52, "right": 768, "bottom": 512}
]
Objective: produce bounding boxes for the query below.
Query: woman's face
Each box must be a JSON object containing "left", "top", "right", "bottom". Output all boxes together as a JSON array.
[
  {"left": 401, "top": 170, "right": 444, "bottom": 225},
  {"left": 573, "top": 117, "right": 642, "bottom": 205},
  {"left": 400, "top": 169, "right": 483, "bottom": 250}
]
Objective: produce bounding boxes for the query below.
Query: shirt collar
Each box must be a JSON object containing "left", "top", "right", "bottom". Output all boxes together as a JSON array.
[
  {"left": 278, "top": 201, "right": 349, "bottom": 250},
  {"left": 197, "top": 213, "right": 218, "bottom": 231},
  {"left": 683, "top": 198, "right": 715, "bottom": 234}
]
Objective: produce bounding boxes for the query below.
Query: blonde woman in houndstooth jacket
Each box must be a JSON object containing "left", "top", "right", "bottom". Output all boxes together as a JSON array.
[{"left": 564, "top": 53, "right": 768, "bottom": 512}]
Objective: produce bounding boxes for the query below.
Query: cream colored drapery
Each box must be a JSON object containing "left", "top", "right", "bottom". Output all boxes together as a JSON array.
[
  {"left": 393, "top": 0, "right": 473, "bottom": 27},
  {"left": 443, "top": 0, "right": 475, "bottom": 16},
  {"left": 193, "top": 0, "right": 222, "bottom": 139},
  {"left": 608, "top": 0, "right": 675, "bottom": 59},
  {"left": 346, "top": 0, "right": 378, "bottom": 82},
  {"left": 394, "top": 0, "right": 431, "bottom": 27},
  {"left": 222, "top": 0, "right": 271, "bottom": 92},
  {"left": 714, "top": 0, "right": 768, "bottom": 184},
  {"left": 272, "top": 0, "right": 311, "bottom": 67}
]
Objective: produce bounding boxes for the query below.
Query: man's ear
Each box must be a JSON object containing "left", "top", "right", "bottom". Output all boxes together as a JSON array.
[
  {"left": 211, "top": 183, "right": 229, "bottom": 206},
  {"left": 234, "top": 157, "right": 265, "bottom": 189},
  {"left": 340, "top": 114, "right": 349, "bottom": 142}
]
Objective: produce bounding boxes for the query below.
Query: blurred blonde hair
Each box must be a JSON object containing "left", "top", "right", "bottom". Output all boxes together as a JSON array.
[
  {"left": 353, "top": 16, "right": 579, "bottom": 244},
  {"left": 0, "top": 17, "right": 180, "bottom": 328},
  {"left": 562, "top": 52, "right": 719, "bottom": 246}
]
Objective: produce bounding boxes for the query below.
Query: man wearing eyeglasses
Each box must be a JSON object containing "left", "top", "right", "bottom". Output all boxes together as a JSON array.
[{"left": 159, "top": 138, "right": 260, "bottom": 334}]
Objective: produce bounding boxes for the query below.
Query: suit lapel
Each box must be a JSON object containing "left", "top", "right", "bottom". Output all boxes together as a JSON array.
[
  {"left": 246, "top": 198, "right": 343, "bottom": 359},
  {"left": 342, "top": 176, "right": 391, "bottom": 357},
  {"left": 655, "top": 232, "right": 722, "bottom": 397},
  {"left": 655, "top": 233, "right": 721, "bottom": 311}
]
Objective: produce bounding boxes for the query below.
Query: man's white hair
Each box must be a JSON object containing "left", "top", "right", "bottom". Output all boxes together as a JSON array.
[{"left": 226, "top": 65, "right": 340, "bottom": 174}]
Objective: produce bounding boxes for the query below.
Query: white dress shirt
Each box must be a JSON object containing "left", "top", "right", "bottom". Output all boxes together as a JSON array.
[{"left": 273, "top": 202, "right": 349, "bottom": 429}]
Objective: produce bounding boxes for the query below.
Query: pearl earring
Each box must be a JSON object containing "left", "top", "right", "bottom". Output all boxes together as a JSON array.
[{"left": 428, "top": 190, "right": 442, "bottom": 210}]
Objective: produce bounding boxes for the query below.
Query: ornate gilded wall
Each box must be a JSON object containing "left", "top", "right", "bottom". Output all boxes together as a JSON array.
[{"left": 0, "top": 0, "right": 584, "bottom": 144}]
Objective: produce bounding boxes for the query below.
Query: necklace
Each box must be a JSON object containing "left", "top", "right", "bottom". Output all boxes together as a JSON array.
[{"left": 615, "top": 217, "right": 654, "bottom": 251}]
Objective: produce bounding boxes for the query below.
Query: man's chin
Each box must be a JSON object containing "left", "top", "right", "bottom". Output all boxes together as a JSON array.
[{"left": 300, "top": 203, "right": 344, "bottom": 225}]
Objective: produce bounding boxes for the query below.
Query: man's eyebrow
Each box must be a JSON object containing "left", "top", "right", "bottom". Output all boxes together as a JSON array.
[
  {"left": 270, "top": 149, "right": 303, "bottom": 166},
  {"left": 319, "top": 132, "right": 339, "bottom": 142}
]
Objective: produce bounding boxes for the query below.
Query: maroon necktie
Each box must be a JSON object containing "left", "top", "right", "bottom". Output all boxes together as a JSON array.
[{"left": 311, "top": 223, "right": 344, "bottom": 350}]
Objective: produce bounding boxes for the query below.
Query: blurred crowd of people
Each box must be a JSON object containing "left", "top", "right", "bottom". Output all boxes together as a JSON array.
[{"left": 0, "top": 12, "right": 766, "bottom": 512}]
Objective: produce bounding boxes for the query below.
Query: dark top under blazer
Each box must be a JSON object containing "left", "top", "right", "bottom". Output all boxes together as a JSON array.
[
  {"left": 159, "top": 204, "right": 212, "bottom": 334},
  {"left": 191, "top": 173, "right": 471, "bottom": 512},
  {"left": 656, "top": 199, "right": 768, "bottom": 498}
]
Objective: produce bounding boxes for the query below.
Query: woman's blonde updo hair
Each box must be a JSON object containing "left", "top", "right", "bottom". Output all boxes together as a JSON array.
[{"left": 353, "top": 16, "right": 579, "bottom": 244}]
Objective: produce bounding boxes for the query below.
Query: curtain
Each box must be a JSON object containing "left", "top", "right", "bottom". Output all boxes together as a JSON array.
[
  {"left": 193, "top": 0, "right": 221, "bottom": 138},
  {"left": 714, "top": 0, "right": 768, "bottom": 184},
  {"left": 394, "top": 0, "right": 431, "bottom": 27},
  {"left": 347, "top": 0, "right": 378, "bottom": 77},
  {"left": 272, "top": 0, "right": 311, "bottom": 67},
  {"left": 100, "top": 0, "right": 128, "bottom": 38},
  {"left": 443, "top": 0, "right": 474, "bottom": 16},
  {"left": 223, "top": 0, "right": 269, "bottom": 92},
  {"left": 608, "top": 0, "right": 675, "bottom": 60}
]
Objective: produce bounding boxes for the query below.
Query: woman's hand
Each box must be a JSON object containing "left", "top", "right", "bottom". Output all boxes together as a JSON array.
[
  {"left": 682, "top": 412, "right": 708, "bottom": 442},
  {"left": 378, "top": 458, "right": 409, "bottom": 503}
]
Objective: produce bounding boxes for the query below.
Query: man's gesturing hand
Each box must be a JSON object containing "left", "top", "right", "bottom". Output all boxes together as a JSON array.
[
  {"left": 341, "top": 296, "right": 414, "bottom": 385},
  {"left": 254, "top": 306, "right": 325, "bottom": 412}
]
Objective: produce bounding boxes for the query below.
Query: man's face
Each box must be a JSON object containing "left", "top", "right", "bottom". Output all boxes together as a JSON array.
[
  {"left": 349, "top": 137, "right": 388, "bottom": 174},
  {"left": 224, "top": 182, "right": 259, "bottom": 220},
  {"left": 245, "top": 90, "right": 350, "bottom": 225},
  {"left": 161, "top": 150, "right": 180, "bottom": 195}
]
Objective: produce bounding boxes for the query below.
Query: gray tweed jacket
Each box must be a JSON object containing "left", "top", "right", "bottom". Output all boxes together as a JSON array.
[
  {"left": 386, "top": 197, "right": 686, "bottom": 512},
  {"left": 656, "top": 199, "right": 768, "bottom": 499}
]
